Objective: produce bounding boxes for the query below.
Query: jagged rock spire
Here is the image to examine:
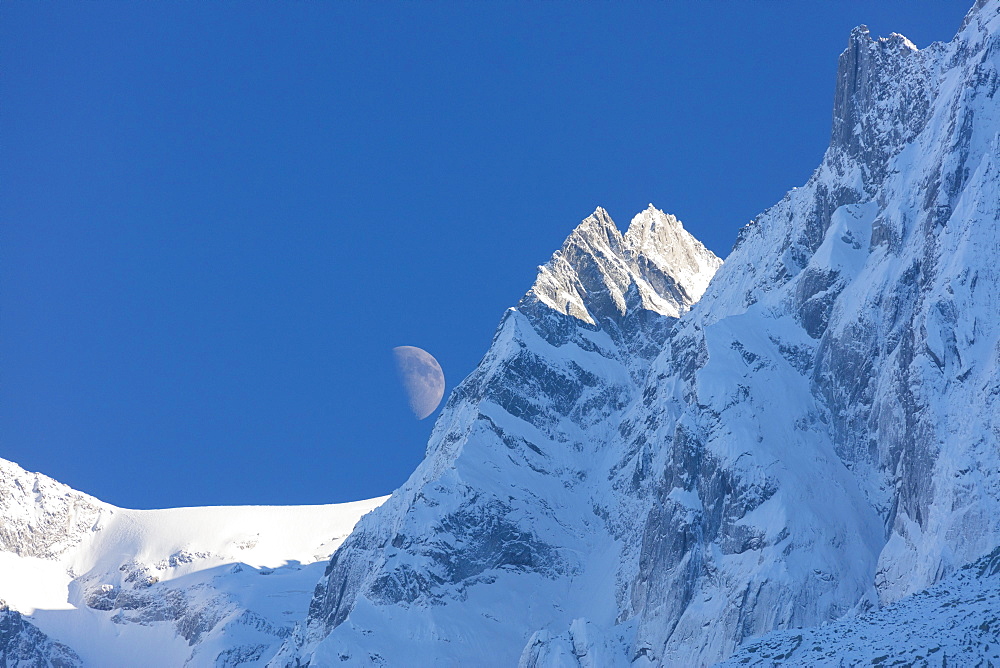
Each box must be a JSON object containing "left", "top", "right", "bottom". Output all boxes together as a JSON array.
[{"left": 520, "top": 205, "right": 722, "bottom": 325}]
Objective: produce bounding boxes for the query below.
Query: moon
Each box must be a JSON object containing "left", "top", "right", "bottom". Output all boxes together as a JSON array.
[{"left": 392, "top": 346, "right": 445, "bottom": 420}]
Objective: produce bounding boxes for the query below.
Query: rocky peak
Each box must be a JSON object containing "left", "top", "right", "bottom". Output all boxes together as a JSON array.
[
  {"left": 519, "top": 206, "right": 721, "bottom": 326},
  {"left": 623, "top": 204, "right": 722, "bottom": 307},
  {"left": 830, "top": 24, "right": 930, "bottom": 171}
]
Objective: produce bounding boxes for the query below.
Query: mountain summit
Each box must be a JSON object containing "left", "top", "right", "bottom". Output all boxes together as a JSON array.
[{"left": 522, "top": 206, "right": 721, "bottom": 325}]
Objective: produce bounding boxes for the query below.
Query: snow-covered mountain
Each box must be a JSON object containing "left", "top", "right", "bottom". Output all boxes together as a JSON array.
[
  {"left": 270, "top": 1, "right": 1000, "bottom": 666},
  {"left": 0, "top": 457, "right": 385, "bottom": 666},
  {"left": 266, "top": 204, "right": 723, "bottom": 668},
  {"left": 5, "top": 1, "right": 1000, "bottom": 666}
]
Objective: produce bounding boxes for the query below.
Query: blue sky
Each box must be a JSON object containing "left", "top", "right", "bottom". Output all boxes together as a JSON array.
[{"left": 2, "top": 2, "right": 971, "bottom": 509}]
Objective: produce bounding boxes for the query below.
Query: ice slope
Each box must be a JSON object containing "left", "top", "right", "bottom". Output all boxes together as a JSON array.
[
  {"left": 276, "top": 1, "right": 1000, "bottom": 666},
  {"left": 0, "top": 457, "right": 386, "bottom": 667}
]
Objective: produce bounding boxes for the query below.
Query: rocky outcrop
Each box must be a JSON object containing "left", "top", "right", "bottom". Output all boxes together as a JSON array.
[
  {"left": 0, "top": 602, "right": 82, "bottom": 668},
  {"left": 0, "top": 460, "right": 110, "bottom": 560}
]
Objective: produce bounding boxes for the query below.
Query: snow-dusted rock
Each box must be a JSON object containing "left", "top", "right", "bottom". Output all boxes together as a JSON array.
[
  {"left": 523, "top": 205, "right": 721, "bottom": 325},
  {"left": 0, "top": 458, "right": 111, "bottom": 560},
  {"left": 717, "top": 546, "right": 1000, "bottom": 666},
  {"left": 0, "top": 601, "right": 83, "bottom": 668}
]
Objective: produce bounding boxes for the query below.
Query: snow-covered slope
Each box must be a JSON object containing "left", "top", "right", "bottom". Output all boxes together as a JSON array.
[
  {"left": 717, "top": 546, "right": 1000, "bottom": 667},
  {"left": 0, "top": 458, "right": 386, "bottom": 667},
  {"left": 271, "top": 1, "right": 1000, "bottom": 666}
]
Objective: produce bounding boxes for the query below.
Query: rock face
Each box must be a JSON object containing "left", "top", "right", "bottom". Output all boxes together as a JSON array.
[
  {"left": 0, "top": 602, "right": 83, "bottom": 668},
  {"left": 272, "top": 2, "right": 1000, "bottom": 666},
  {"left": 717, "top": 546, "right": 1000, "bottom": 667},
  {"left": 0, "top": 455, "right": 111, "bottom": 560}
]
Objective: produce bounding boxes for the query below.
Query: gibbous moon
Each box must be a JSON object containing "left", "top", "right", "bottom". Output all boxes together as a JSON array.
[{"left": 393, "top": 346, "right": 445, "bottom": 420}]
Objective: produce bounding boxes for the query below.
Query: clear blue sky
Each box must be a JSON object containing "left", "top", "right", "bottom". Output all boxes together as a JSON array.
[{"left": 2, "top": 2, "right": 970, "bottom": 509}]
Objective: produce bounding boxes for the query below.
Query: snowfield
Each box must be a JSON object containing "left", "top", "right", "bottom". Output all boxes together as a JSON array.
[{"left": 0, "top": 457, "right": 386, "bottom": 667}]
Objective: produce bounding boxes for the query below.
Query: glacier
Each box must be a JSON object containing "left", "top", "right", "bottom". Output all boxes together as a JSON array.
[
  {"left": 4, "top": 0, "right": 1000, "bottom": 665},
  {"left": 0, "top": 457, "right": 385, "bottom": 666}
]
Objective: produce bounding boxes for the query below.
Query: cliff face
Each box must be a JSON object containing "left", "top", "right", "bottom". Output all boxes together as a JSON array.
[{"left": 277, "top": 2, "right": 1000, "bottom": 665}]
